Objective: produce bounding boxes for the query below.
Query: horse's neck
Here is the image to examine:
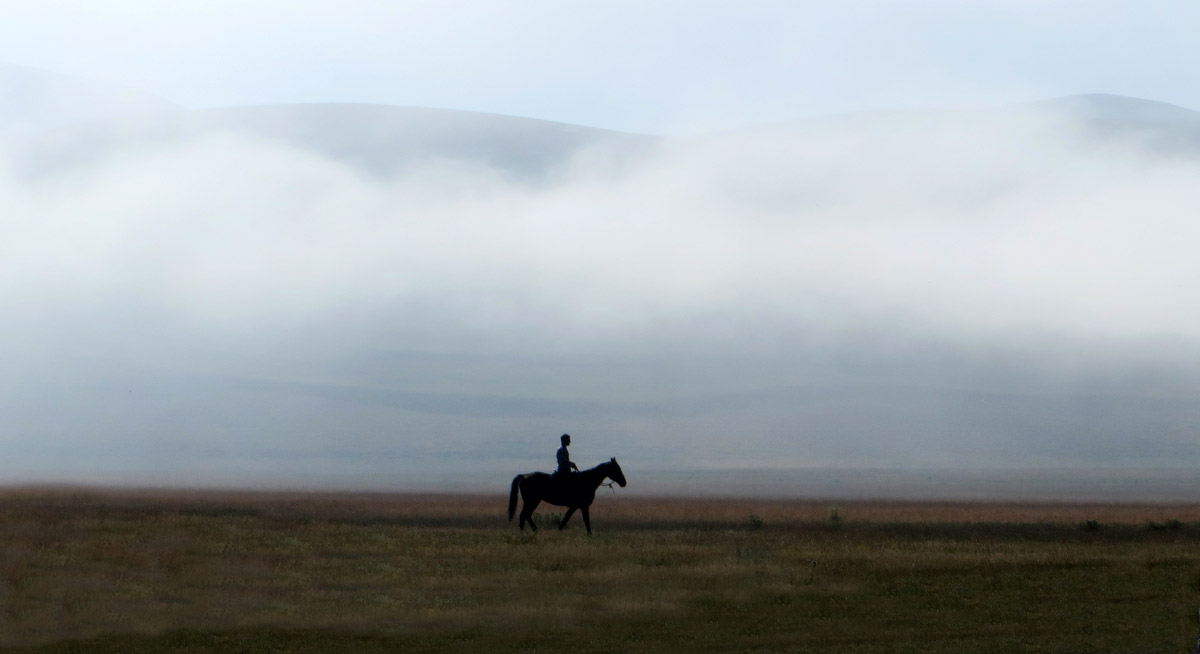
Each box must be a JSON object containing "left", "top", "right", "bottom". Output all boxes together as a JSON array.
[{"left": 580, "top": 465, "right": 609, "bottom": 488}]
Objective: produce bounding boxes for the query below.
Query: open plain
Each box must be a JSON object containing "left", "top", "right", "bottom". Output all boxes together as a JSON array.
[{"left": 1, "top": 487, "right": 1200, "bottom": 652}]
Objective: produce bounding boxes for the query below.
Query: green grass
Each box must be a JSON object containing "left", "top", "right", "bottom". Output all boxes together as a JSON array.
[{"left": 0, "top": 489, "right": 1199, "bottom": 653}]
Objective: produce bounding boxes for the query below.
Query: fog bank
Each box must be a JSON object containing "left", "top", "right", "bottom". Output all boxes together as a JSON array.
[{"left": 4, "top": 96, "right": 1200, "bottom": 489}]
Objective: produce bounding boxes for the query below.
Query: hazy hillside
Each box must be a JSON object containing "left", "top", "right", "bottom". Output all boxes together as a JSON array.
[
  {"left": 1026, "top": 93, "right": 1200, "bottom": 122},
  {"left": 8, "top": 63, "right": 1200, "bottom": 489},
  {"left": 1015, "top": 93, "right": 1200, "bottom": 156},
  {"left": 753, "top": 93, "right": 1200, "bottom": 162},
  {"left": 0, "top": 64, "right": 656, "bottom": 183},
  {"left": 5, "top": 62, "right": 1199, "bottom": 181},
  {"left": 189, "top": 103, "right": 657, "bottom": 181}
]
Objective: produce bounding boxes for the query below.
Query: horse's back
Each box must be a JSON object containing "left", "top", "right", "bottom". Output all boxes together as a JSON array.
[{"left": 517, "top": 471, "right": 595, "bottom": 507}]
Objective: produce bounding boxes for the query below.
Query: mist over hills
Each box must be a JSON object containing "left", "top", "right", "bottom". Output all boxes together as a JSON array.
[
  {"left": 6, "top": 63, "right": 1200, "bottom": 181},
  {"left": 1019, "top": 94, "right": 1200, "bottom": 156},
  {"left": 1029, "top": 93, "right": 1200, "bottom": 122},
  {"left": 190, "top": 104, "right": 655, "bottom": 182},
  {"left": 1, "top": 64, "right": 655, "bottom": 183},
  {"left": 5, "top": 63, "right": 1200, "bottom": 494}
]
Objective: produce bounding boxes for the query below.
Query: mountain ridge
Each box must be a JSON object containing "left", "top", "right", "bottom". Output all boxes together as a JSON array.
[
  {"left": 1027, "top": 93, "right": 1200, "bottom": 122},
  {"left": 5, "top": 62, "right": 1200, "bottom": 179}
]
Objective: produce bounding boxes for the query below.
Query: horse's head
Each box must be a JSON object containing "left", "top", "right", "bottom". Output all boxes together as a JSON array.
[{"left": 605, "top": 457, "right": 627, "bottom": 487}]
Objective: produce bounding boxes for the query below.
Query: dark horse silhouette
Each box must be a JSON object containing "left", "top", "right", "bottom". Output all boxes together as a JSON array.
[{"left": 508, "top": 458, "right": 626, "bottom": 534}]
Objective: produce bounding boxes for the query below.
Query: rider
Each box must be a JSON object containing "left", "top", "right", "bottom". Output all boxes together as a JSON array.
[{"left": 555, "top": 433, "right": 579, "bottom": 476}]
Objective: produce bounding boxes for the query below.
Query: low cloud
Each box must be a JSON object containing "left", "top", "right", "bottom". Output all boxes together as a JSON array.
[{"left": 3, "top": 104, "right": 1199, "bottom": 487}]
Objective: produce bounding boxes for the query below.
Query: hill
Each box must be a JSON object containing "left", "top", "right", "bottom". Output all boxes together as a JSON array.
[
  {"left": 189, "top": 103, "right": 656, "bottom": 181},
  {"left": 1024, "top": 93, "right": 1200, "bottom": 122},
  {"left": 0, "top": 63, "right": 656, "bottom": 182},
  {"left": 6, "top": 62, "right": 1200, "bottom": 178}
]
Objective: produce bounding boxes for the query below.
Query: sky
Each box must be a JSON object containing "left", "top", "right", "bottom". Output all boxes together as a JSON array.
[
  {"left": 2, "top": 3, "right": 1200, "bottom": 495},
  {"left": 0, "top": 1, "right": 1199, "bottom": 134}
]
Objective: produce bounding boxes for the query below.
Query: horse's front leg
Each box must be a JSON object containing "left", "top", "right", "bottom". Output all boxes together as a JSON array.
[
  {"left": 581, "top": 507, "right": 592, "bottom": 535},
  {"left": 559, "top": 506, "right": 577, "bottom": 530}
]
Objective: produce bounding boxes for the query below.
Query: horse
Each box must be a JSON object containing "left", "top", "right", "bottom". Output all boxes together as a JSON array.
[{"left": 508, "top": 458, "right": 626, "bottom": 534}]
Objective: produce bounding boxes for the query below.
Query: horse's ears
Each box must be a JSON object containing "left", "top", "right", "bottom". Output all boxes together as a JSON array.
[{"left": 610, "top": 457, "right": 616, "bottom": 462}]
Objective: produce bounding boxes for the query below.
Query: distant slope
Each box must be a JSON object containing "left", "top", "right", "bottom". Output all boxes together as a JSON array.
[
  {"left": 1025, "top": 93, "right": 1200, "bottom": 122},
  {"left": 0, "top": 61, "right": 657, "bottom": 182},
  {"left": 189, "top": 103, "right": 657, "bottom": 181},
  {"left": 1020, "top": 93, "right": 1200, "bottom": 156},
  {"left": 754, "top": 93, "right": 1200, "bottom": 160},
  {"left": 5, "top": 61, "right": 1200, "bottom": 181}
]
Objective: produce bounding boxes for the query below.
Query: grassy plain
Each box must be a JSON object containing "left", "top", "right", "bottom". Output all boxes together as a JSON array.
[{"left": 1, "top": 488, "right": 1200, "bottom": 652}]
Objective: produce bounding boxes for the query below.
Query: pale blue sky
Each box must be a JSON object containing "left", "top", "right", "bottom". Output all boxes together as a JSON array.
[{"left": 1, "top": 1, "right": 1198, "bottom": 134}]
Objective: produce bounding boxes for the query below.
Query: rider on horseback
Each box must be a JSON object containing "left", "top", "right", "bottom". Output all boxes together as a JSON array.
[{"left": 555, "top": 433, "right": 579, "bottom": 476}]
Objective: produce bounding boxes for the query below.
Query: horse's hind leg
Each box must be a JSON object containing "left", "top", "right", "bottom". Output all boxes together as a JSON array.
[
  {"left": 520, "top": 498, "right": 540, "bottom": 531},
  {"left": 559, "top": 507, "right": 577, "bottom": 530},
  {"left": 581, "top": 507, "right": 592, "bottom": 535}
]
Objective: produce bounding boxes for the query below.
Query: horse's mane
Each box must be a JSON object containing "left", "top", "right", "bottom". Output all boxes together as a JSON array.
[{"left": 583, "top": 459, "right": 616, "bottom": 473}]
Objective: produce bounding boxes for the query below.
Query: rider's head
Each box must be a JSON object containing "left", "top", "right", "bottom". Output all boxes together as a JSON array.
[{"left": 561, "top": 433, "right": 571, "bottom": 446}]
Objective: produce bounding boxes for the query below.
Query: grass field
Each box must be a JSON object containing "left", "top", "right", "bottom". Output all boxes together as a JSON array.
[{"left": 1, "top": 487, "right": 1200, "bottom": 652}]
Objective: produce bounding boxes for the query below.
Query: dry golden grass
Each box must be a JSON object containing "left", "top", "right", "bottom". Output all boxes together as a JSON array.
[
  {"left": 1, "top": 486, "right": 1199, "bottom": 653},
  {"left": 9, "top": 485, "right": 1200, "bottom": 526},
  {"left": 602, "top": 494, "right": 1200, "bottom": 525}
]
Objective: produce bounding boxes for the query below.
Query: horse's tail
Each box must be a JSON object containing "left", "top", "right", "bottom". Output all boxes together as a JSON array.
[{"left": 508, "top": 474, "right": 524, "bottom": 521}]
